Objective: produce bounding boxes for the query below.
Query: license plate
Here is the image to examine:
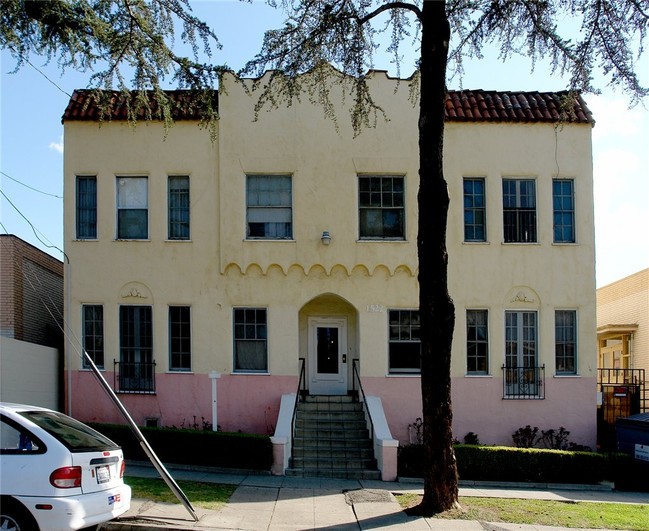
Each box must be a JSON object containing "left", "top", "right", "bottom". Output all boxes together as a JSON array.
[{"left": 96, "top": 465, "right": 111, "bottom": 484}]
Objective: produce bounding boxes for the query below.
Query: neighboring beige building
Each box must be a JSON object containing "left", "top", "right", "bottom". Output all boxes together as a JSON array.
[
  {"left": 597, "top": 268, "right": 648, "bottom": 373},
  {"left": 63, "top": 69, "right": 598, "bottom": 477},
  {"left": 597, "top": 268, "right": 648, "bottom": 438}
]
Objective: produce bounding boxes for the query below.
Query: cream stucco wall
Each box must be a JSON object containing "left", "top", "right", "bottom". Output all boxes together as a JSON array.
[{"left": 64, "top": 71, "right": 597, "bottom": 447}]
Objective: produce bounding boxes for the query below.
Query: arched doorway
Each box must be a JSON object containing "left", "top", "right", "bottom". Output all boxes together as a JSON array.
[{"left": 299, "top": 294, "right": 358, "bottom": 395}]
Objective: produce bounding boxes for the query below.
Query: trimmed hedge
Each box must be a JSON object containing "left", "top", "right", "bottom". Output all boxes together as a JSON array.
[
  {"left": 398, "top": 444, "right": 645, "bottom": 490},
  {"left": 89, "top": 423, "right": 273, "bottom": 471}
]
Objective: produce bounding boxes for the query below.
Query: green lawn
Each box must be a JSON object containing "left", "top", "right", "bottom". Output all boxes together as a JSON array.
[
  {"left": 396, "top": 493, "right": 649, "bottom": 531},
  {"left": 125, "top": 476, "right": 236, "bottom": 511}
]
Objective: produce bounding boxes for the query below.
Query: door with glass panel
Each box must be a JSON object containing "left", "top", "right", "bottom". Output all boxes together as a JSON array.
[{"left": 308, "top": 318, "right": 347, "bottom": 395}]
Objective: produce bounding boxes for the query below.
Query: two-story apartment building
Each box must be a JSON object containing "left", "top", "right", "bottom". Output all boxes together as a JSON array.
[{"left": 63, "top": 70, "right": 597, "bottom": 463}]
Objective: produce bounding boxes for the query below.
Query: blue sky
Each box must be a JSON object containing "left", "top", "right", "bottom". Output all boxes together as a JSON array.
[{"left": 1, "top": 0, "right": 647, "bottom": 287}]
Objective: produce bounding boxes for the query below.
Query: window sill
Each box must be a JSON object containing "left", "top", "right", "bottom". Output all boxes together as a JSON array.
[
  {"left": 232, "top": 371, "right": 271, "bottom": 375},
  {"left": 502, "top": 396, "right": 544, "bottom": 400},
  {"left": 81, "top": 367, "right": 105, "bottom": 371},
  {"left": 551, "top": 242, "right": 578, "bottom": 246},
  {"left": 244, "top": 239, "right": 296, "bottom": 243},
  {"left": 501, "top": 241, "right": 541, "bottom": 245},
  {"left": 74, "top": 238, "right": 99, "bottom": 242},
  {"left": 386, "top": 373, "right": 420, "bottom": 377},
  {"left": 358, "top": 239, "right": 408, "bottom": 243},
  {"left": 165, "top": 239, "right": 192, "bottom": 243},
  {"left": 553, "top": 374, "right": 580, "bottom": 378},
  {"left": 464, "top": 373, "right": 492, "bottom": 378},
  {"left": 115, "top": 238, "right": 151, "bottom": 242},
  {"left": 167, "top": 370, "right": 194, "bottom": 374},
  {"left": 462, "top": 241, "right": 490, "bottom": 245}
]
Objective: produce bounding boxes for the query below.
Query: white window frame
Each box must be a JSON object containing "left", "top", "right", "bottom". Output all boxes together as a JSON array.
[
  {"left": 555, "top": 309, "right": 578, "bottom": 375},
  {"left": 116, "top": 176, "right": 149, "bottom": 240},
  {"left": 388, "top": 309, "right": 421, "bottom": 374},
  {"left": 246, "top": 174, "right": 293, "bottom": 240}
]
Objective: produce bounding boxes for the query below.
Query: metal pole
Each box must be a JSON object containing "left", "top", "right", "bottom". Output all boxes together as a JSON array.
[{"left": 82, "top": 350, "right": 198, "bottom": 521}]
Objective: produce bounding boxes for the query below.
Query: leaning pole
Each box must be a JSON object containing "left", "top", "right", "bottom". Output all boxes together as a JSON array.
[{"left": 81, "top": 350, "right": 199, "bottom": 522}]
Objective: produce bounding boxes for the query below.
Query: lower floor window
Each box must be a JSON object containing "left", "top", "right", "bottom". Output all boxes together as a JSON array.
[
  {"left": 504, "top": 310, "right": 542, "bottom": 398},
  {"left": 388, "top": 309, "right": 420, "bottom": 373},
  {"left": 82, "top": 304, "right": 104, "bottom": 369},
  {"left": 233, "top": 308, "right": 268, "bottom": 372},
  {"left": 555, "top": 310, "right": 577, "bottom": 374},
  {"left": 119, "top": 305, "right": 154, "bottom": 392},
  {"left": 169, "top": 306, "right": 191, "bottom": 371},
  {"left": 466, "top": 309, "right": 488, "bottom": 374}
]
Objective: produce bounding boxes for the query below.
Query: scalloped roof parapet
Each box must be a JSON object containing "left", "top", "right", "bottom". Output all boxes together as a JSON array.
[{"left": 62, "top": 71, "right": 593, "bottom": 125}]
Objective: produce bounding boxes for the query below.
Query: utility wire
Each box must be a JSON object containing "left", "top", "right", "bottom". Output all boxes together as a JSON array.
[
  {"left": 1, "top": 170, "right": 63, "bottom": 198},
  {"left": 0, "top": 189, "right": 67, "bottom": 262}
]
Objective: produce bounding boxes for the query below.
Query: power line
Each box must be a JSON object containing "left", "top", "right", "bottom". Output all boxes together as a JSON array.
[
  {"left": 0, "top": 189, "right": 67, "bottom": 262},
  {"left": 1, "top": 170, "right": 63, "bottom": 198}
]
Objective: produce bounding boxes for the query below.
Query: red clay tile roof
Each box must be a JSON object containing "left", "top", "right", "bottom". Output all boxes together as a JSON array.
[
  {"left": 444, "top": 90, "right": 593, "bottom": 124},
  {"left": 62, "top": 88, "right": 593, "bottom": 124},
  {"left": 62, "top": 89, "right": 218, "bottom": 122}
]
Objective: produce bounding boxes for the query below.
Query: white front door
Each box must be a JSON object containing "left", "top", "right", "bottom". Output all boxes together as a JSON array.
[{"left": 308, "top": 317, "right": 347, "bottom": 395}]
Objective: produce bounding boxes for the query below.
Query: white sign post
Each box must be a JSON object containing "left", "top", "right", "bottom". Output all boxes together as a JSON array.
[{"left": 209, "top": 371, "right": 221, "bottom": 432}]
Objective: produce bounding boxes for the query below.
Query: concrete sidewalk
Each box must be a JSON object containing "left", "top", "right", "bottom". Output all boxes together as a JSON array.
[{"left": 99, "top": 463, "right": 649, "bottom": 531}]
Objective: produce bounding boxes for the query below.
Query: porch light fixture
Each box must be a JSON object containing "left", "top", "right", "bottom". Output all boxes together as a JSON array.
[{"left": 321, "top": 231, "right": 331, "bottom": 245}]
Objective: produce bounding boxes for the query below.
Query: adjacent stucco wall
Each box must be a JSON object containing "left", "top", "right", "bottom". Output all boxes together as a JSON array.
[
  {"left": 0, "top": 336, "right": 59, "bottom": 410},
  {"left": 63, "top": 72, "right": 597, "bottom": 447}
]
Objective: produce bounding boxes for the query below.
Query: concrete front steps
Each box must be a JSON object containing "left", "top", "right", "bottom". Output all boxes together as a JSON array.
[{"left": 286, "top": 394, "right": 380, "bottom": 480}]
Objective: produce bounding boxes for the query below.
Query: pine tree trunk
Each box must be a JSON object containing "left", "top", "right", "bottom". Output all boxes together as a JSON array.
[{"left": 417, "top": 0, "right": 459, "bottom": 515}]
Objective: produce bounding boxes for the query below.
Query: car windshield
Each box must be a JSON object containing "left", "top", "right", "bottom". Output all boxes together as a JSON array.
[{"left": 19, "top": 411, "right": 119, "bottom": 452}]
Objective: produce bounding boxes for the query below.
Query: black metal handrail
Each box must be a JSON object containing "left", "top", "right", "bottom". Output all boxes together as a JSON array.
[
  {"left": 502, "top": 364, "right": 545, "bottom": 399},
  {"left": 114, "top": 360, "right": 156, "bottom": 394},
  {"left": 291, "top": 358, "right": 306, "bottom": 452},
  {"left": 352, "top": 359, "right": 375, "bottom": 442}
]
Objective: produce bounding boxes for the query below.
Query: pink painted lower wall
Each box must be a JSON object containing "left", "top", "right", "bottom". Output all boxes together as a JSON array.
[
  {"left": 70, "top": 371, "right": 596, "bottom": 450},
  {"left": 363, "top": 376, "right": 597, "bottom": 450},
  {"left": 70, "top": 371, "right": 296, "bottom": 435}
]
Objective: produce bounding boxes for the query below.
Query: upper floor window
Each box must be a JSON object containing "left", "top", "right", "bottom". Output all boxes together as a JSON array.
[
  {"left": 553, "top": 179, "right": 575, "bottom": 243},
  {"left": 388, "top": 309, "right": 420, "bottom": 373},
  {"left": 463, "top": 177, "right": 486, "bottom": 242},
  {"left": 359, "top": 175, "right": 405, "bottom": 240},
  {"left": 233, "top": 308, "right": 268, "bottom": 372},
  {"left": 555, "top": 310, "right": 577, "bottom": 374},
  {"left": 169, "top": 306, "right": 191, "bottom": 371},
  {"left": 117, "top": 177, "right": 148, "bottom": 239},
  {"left": 82, "top": 304, "right": 103, "bottom": 369},
  {"left": 502, "top": 178, "right": 536, "bottom": 243},
  {"left": 76, "top": 176, "right": 97, "bottom": 239},
  {"left": 246, "top": 175, "right": 292, "bottom": 239},
  {"left": 466, "top": 309, "right": 488, "bottom": 374},
  {"left": 168, "top": 176, "right": 190, "bottom": 240}
]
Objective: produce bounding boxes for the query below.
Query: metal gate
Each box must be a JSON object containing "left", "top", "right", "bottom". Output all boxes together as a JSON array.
[{"left": 597, "top": 368, "right": 647, "bottom": 451}]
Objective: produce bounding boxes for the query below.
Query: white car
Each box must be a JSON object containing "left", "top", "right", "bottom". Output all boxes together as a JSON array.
[{"left": 0, "top": 402, "right": 131, "bottom": 531}]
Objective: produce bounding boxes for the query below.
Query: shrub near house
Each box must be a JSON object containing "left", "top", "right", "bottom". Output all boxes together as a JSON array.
[{"left": 91, "top": 424, "right": 272, "bottom": 471}]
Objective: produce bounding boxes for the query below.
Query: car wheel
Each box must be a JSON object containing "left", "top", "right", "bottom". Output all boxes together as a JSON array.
[{"left": 0, "top": 499, "right": 40, "bottom": 531}]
